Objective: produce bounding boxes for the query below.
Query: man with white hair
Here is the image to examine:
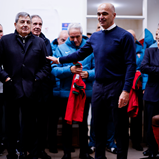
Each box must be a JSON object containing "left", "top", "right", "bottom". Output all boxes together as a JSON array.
[
  {"left": 51, "top": 23, "right": 95, "bottom": 159},
  {"left": 50, "top": 30, "right": 69, "bottom": 54}
]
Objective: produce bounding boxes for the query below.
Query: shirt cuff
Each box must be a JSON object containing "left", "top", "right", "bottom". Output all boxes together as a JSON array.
[{"left": 57, "top": 57, "right": 60, "bottom": 64}]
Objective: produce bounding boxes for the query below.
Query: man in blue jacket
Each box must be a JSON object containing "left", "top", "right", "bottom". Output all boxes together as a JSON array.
[
  {"left": 31, "top": 15, "right": 52, "bottom": 159},
  {"left": 50, "top": 30, "right": 69, "bottom": 54},
  {"left": 49, "top": 30, "right": 69, "bottom": 153},
  {"left": 0, "top": 12, "right": 50, "bottom": 159},
  {"left": 51, "top": 23, "right": 95, "bottom": 159},
  {"left": 47, "top": 3, "right": 136, "bottom": 159}
]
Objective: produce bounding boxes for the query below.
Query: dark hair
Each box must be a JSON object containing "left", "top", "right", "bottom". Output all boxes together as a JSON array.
[{"left": 87, "top": 33, "right": 92, "bottom": 36}]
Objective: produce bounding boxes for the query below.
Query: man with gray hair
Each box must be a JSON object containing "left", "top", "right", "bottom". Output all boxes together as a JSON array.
[
  {"left": 51, "top": 23, "right": 95, "bottom": 159},
  {"left": 0, "top": 12, "right": 50, "bottom": 159},
  {"left": 30, "top": 14, "right": 52, "bottom": 159},
  {"left": 0, "top": 24, "right": 3, "bottom": 39},
  {"left": 0, "top": 24, "right": 5, "bottom": 155}
]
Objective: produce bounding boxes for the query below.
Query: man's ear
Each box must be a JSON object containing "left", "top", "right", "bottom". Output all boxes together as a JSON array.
[
  {"left": 113, "top": 12, "right": 116, "bottom": 18},
  {"left": 14, "top": 22, "right": 16, "bottom": 28}
]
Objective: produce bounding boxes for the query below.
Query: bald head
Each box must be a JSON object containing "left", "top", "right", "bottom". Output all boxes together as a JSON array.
[
  {"left": 98, "top": 3, "right": 115, "bottom": 13},
  {"left": 97, "top": 3, "right": 116, "bottom": 29},
  {"left": 127, "top": 29, "right": 136, "bottom": 42},
  {"left": 57, "top": 30, "right": 69, "bottom": 45}
]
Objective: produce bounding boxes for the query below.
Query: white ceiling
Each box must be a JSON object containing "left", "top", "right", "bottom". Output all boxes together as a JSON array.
[{"left": 87, "top": 0, "right": 143, "bottom": 16}]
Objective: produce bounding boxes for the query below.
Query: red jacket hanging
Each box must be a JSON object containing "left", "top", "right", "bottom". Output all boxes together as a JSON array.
[
  {"left": 64, "top": 62, "right": 86, "bottom": 125},
  {"left": 127, "top": 71, "right": 142, "bottom": 117}
]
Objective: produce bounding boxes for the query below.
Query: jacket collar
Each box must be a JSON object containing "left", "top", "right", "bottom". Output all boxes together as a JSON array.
[
  {"left": 65, "top": 35, "right": 88, "bottom": 49},
  {"left": 39, "top": 32, "right": 46, "bottom": 41},
  {"left": 15, "top": 29, "right": 32, "bottom": 38}
]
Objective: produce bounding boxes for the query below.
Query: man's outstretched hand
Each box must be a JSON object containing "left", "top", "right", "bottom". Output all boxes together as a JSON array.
[{"left": 46, "top": 56, "right": 59, "bottom": 64}]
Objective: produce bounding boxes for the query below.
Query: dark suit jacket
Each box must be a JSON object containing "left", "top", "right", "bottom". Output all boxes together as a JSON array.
[
  {"left": 0, "top": 30, "right": 51, "bottom": 99},
  {"left": 140, "top": 47, "right": 159, "bottom": 102}
]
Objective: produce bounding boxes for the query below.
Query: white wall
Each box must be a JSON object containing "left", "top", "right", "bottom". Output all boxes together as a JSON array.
[
  {"left": 147, "top": 0, "right": 159, "bottom": 39},
  {"left": 86, "top": 0, "right": 159, "bottom": 41},
  {"left": 87, "top": 19, "right": 143, "bottom": 40},
  {"left": 0, "top": 0, "right": 86, "bottom": 41},
  {"left": 1, "top": 0, "right": 159, "bottom": 41}
]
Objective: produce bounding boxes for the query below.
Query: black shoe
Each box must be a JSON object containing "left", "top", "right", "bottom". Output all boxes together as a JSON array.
[
  {"left": 61, "top": 153, "right": 71, "bottom": 159},
  {"left": 19, "top": 153, "right": 28, "bottom": 159},
  {"left": 0, "top": 144, "right": 5, "bottom": 155},
  {"left": 49, "top": 147, "right": 58, "bottom": 153},
  {"left": 88, "top": 147, "right": 95, "bottom": 154},
  {"left": 38, "top": 150, "right": 51, "bottom": 159},
  {"left": 132, "top": 144, "right": 143, "bottom": 151},
  {"left": 106, "top": 147, "right": 117, "bottom": 154},
  {"left": 71, "top": 147, "right": 75, "bottom": 152},
  {"left": 79, "top": 153, "right": 94, "bottom": 159},
  {"left": 7, "top": 154, "right": 18, "bottom": 159},
  {"left": 27, "top": 154, "right": 38, "bottom": 159},
  {"left": 148, "top": 153, "right": 157, "bottom": 158},
  {"left": 143, "top": 149, "right": 150, "bottom": 156}
]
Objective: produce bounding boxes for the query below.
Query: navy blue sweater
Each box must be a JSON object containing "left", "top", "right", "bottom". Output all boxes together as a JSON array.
[{"left": 60, "top": 26, "right": 136, "bottom": 92}]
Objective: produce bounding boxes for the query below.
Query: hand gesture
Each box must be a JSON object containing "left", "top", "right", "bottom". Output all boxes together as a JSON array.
[{"left": 46, "top": 56, "right": 59, "bottom": 64}]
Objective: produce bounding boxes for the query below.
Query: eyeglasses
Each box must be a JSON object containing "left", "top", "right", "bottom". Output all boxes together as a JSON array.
[{"left": 0, "top": 30, "right": 3, "bottom": 33}]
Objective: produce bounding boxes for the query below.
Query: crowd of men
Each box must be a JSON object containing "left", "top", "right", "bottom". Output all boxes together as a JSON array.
[{"left": 0, "top": 2, "right": 159, "bottom": 159}]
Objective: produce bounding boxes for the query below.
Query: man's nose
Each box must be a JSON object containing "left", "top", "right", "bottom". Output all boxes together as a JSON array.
[
  {"left": 99, "top": 14, "right": 103, "bottom": 19},
  {"left": 74, "top": 38, "right": 78, "bottom": 42},
  {"left": 36, "top": 24, "right": 41, "bottom": 28}
]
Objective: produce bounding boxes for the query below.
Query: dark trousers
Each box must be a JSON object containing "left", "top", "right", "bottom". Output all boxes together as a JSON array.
[
  {"left": 37, "top": 81, "right": 53, "bottom": 152},
  {"left": 48, "top": 97, "right": 61, "bottom": 150},
  {"left": 89, "top": 109, "right": 117, "bottom": 149},
  {"left": 92, "top": 81, "right": 129, "bottom": 159},
  {"left": 145, "top": 101, "right": 159, "bottom": 154},
  {"left": 130, "top": 88, "right": 143, "bottom": 145},
  {"left": 5, "top": 97, "right": 38, "bottom": 158},
  {"left": 0, "top": 93, "right": 4, "bottom": 143},
  {"left": 37, "top": 100, "right": 50, "bottom": 152},
  {"left": 62, "top": 97, "right": 91, "bottom": 154}
]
